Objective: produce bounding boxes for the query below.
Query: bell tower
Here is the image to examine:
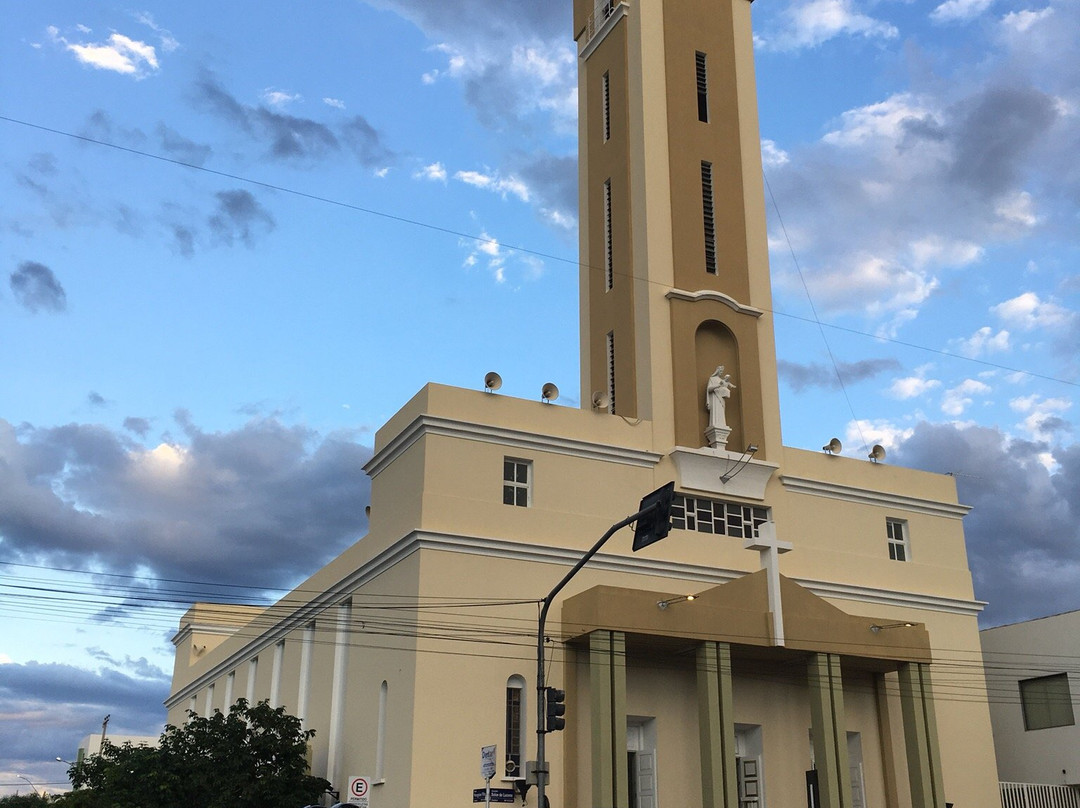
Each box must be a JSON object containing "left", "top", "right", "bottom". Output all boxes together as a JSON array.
[{"left": 574, "top": 0, "right": 782, "bottom": 460}]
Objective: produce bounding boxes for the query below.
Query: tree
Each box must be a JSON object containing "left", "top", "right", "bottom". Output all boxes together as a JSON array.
[
  {"left": 60, "top": 700, "right": 330, "bottom": 808},
  {"left": 0, "top": 796, "right": 54, "bottom": 808}
]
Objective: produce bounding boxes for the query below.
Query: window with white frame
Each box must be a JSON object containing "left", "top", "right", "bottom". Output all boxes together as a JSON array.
[
  {"left": 503, "top": 458, "right": 531, "bottom": 507},
  {"left": 505, "top": 675, "right": 526, "bottom": 778},
  {"left": 671, "top": 494, "right": 768, "bottom": 538},
  {"left": 1020, "top": 673, "right": 1075, "bottom": 731},
  {"left": 886, "top": 518, "right": 909, "bottom": 561}
]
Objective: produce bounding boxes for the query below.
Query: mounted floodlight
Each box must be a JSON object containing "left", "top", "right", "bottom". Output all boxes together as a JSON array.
[
  {"left": 868, "top": 444, "right": 887, "bottom": 463},
  {"left": 870, "top": 621, "right": 916, "bottom": 633},
  {"left": 541, "top": 382, "right": 560, "bottom": 403},
  {"left": 484, "top": 371, "right": 502, "bottom": 392},
  {"left": 591, "top": 390, "right": 610, "bottom": 410},
  {"left": 823, "top": 437, "right": 842, "bottom": 454},
  {"left": 657, "top": 593, "right": 697, "bottom": 610}
]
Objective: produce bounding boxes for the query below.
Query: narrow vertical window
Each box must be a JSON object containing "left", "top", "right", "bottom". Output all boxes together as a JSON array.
[
  {"left": 204, "top": 683, "right": 215, "bottom": 718},
  {"left": 602, "top": 71, "right": 611, "bottom": 141},
  {"left": 503, "top": 458, "right": 531, "bottom": 507},
  {"left": 886, "top": 518, "right": 909, "bottom": 561},
  {"left": 604, "top": 179, "right": 613, "bottom": 290},
  {"left": 696, "top": 51, "right": 709, "bottom": 122},
  {"left": 224, "top": 670, "right": 236, "bottom": 710},
  {"left": 701, "top": 161, "right": 717, "bottom": 274},
  {"left": 376, "top": 680, "right": 388, "bottom": 780},
  {"left": 606, "top": 331, "right": 616, "bottom": 414},
  {"left": 246, "top": 656, "right": 259, "bottom": 705},
  {"left": 270, "top": 640, "right": 285, "bottom": 707},
  {"left": 505, "top": 676, "right": 526, "bottom": 778}
]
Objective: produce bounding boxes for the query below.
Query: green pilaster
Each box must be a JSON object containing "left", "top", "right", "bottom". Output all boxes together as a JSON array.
[
  {"left": 898, "top": 663, "right": 946, "bottom": 808},
  {"left": 590, "top": 630, "right": 628, "bottom": 807},
  {"left": 808, "top": 653, "right": 852, "bottom": 808},
  {"left": 697, "top": 642, "right": 738, "bottom": 808}
]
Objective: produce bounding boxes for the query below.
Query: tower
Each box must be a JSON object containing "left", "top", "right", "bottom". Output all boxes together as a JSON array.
[{"left": 575, "top": 0, "right": 782, "bottom": 460}]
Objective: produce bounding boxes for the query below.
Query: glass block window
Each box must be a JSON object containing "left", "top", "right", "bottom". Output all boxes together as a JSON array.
[
  {"left": 671, "top": 494, "right": 768, "bottom": 538},
  {"left": 1020, "top": 673, "right": 1075, "bottom": 731},
  {"left": 503, "top": 458, "right": 531, "bottom": 507}
]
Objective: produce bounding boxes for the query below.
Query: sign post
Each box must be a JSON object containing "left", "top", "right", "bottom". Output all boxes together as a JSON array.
[
  {"left": 481, "top": 745, "right": 497, "bottom": 808},
  {"left": 346, "top": 775, "right": 370, "bottom": 807}
]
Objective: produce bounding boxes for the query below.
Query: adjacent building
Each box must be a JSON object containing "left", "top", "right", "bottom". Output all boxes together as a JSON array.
[{"left": 167, "top": 0, "right": 1001, "bottom": 805}]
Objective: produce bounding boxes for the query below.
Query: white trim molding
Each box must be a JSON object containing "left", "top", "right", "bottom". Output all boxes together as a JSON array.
[
  {"left": 670, "top": 446, "right": 778, "bottom": 500},
  {"left": 579, "top": 2, "right": 628, "bottom": 60},
  {"left": 364, "top": 414, "right": 663, "bottom": 479},
  {"left": 665, "top": 288, "right": 764, "bottom": 318},
  {"left": 781, "top": 475, "right": 971, "bottom": 519}
]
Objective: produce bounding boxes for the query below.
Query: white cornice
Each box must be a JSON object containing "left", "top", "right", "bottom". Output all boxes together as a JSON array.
[
  {"left": 781, "top": 475, "right": 971, "bottom": 519},
  {"left": 363, "top": 414, "right": 663, "bottom": 479},
  {"left": 166, "top": 529, "right": 985, "bottom": 706},
  {"left": 665, "top": 288, "right": 764, "bottom": 317}
]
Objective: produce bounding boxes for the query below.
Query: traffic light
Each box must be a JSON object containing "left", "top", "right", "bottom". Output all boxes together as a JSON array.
[{"left": 544, "top": 687, "right": 566, "bottom": 733}]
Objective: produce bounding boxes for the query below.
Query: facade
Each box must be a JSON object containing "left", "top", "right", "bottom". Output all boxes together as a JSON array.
[
  {"left": 167, "top": 1, "right": 1001, "bottom": 806},
  {"left": 981, "top": 611, "right": 1080, "bottom": 788}
]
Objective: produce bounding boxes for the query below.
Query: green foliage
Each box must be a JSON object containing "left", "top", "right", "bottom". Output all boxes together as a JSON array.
[
  {"left": 56, "top": 700, "right": 329, "bottom": 808},
  {"left": 0, "top": 795, "right": 54, "bottom": 808}
]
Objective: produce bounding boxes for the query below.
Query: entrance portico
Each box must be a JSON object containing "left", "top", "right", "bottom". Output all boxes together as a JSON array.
[{"left": 561, "top": 577, "right": 947, "bottom": 808}]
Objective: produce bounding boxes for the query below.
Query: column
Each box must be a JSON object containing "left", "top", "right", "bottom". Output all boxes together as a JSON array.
[
  {"left": 898, "top": 663, "right": 946, "bottom": 808},
  {"left": 326, "top": 599, "right": 352, "bottom": 789},
  {"left": 697, "top": 641, "right": 738, "bottom": 808},
  {"left": 808, "top": 652, "right": 852, "bottom": 808},
  {"left": 590, "top": 630, "right": 628, "bottom": 808}
]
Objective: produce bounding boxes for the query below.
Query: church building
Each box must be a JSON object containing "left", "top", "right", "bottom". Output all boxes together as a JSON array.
[{"left": 167, "top": 0, "right": 1001, "bottom": 805}]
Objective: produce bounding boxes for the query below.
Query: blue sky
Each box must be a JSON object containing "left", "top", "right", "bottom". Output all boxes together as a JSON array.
[{"left": 2, "top": 0, "right": 1078, "bottom": 795}]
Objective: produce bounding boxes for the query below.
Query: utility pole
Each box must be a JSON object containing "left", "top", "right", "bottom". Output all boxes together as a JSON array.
[
  {"left": 534, "top": 482, "right": 674, "bottom": 808},
  {"left": 100, "top": 714, "right": 110, "bottom": 751}
]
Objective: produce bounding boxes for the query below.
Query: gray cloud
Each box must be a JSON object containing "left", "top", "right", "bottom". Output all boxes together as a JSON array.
[
  {"left": 0, "top": 414, "right": 372, "bottom": 591},
  {"left": 87, "top": 391, "right": 108, "bottom": 408},
  {"left": 514, "top": 150, "right": 578, "bottom": 225},
  {"left": 156, "top": 123, "right": 212, "bottom": 166},
  {"left": 10, "top": 261, "right": 67, "bottom": 313},
  {"left": 207, "top": 189, "right": 275, "bottom": 247},
  {"left": 892, "top": 422, "right": 1080, "bottom": 627},
  {"left": 778, "top": 358, "right": 901, "bottom": 392},
  {"left": 194, "top": 74, "right": 393, "bottom": 165},
  {"left": 123, "top": 417, "right": 152, "bottom": 437}
]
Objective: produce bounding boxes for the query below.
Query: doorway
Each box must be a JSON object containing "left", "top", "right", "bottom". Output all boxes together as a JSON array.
[
  {"left": 736, "top": 724, "right": 764, "bottom": 808},
  {"left": 627, "top": 718, "right": 657, "bottom": 808}
]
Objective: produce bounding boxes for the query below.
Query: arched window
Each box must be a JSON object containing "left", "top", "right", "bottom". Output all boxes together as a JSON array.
[{"left": 505, "top": 675, "right": 527, "bottom": 778}]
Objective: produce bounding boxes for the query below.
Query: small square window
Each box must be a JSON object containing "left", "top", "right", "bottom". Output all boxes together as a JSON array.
[
  {"left": 1020, "top": 673, "right": 1075, "bottom": 730},
  {"left": 503, "top": 458, "right": 531, "bottom": 508},
  {"left": 886, "top": 518, "right": 909, "bottom": 561}
]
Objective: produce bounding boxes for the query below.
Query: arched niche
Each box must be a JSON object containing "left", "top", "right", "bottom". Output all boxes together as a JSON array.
[{"left": 695, "top": 320, "right": 742, "bottom": 450}]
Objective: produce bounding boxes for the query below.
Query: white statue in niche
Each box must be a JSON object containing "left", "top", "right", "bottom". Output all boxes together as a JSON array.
[{"left": 705, "top": 365, "right": 735, "bottom": 449}]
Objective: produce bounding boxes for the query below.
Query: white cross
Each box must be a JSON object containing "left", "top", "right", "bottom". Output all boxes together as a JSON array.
[{"left": 745, "top": 521, "right": 792, "bottom": 646}]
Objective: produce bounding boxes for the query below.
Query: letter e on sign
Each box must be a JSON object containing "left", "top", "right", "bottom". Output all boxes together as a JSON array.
[{"left": 347, "top": 775, "right": 370, "bottom": 807}]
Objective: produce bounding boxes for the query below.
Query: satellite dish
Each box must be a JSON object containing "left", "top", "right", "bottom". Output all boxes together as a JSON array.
[
  {"left": 868, "top": 444, "right": 887, "bottom": 463},
  {"left": 484, "top": 371, "right": 502, "bottom": 392},
  {"left": 591, "top": 390, "right": 610, "bottom": 410},
  {"left": 823, "top": 437, "right": 842, "bottom": 454},
  {"left": 541, "top": 382, "right": 560, "bottom": 403}
]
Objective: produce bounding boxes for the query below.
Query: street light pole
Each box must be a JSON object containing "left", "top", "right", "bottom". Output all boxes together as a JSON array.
[
  {"left": 16, "top": 775, "right": 40, "bottom": 795},
  {"left": 534, "top": 482, "right": 674, "bottom": 808}
]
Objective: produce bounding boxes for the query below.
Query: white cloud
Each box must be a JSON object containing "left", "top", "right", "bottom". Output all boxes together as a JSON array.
[
  {"left": 414, "top": 162, "right": 447, "bottom": 182},
  {"left": 761, "top": 139, "right": 790, "bottom": 168},
  {"left": 995, "top": 190, "right": 1038, "bottom": 227},
  {"left": 953, "top": 326, "right": 1011, "bottom": 357},
  {"left": 908, "top": 236, "right": 983, "bottom": 270},
  {"left": 1000, "top": 7, "right": 1054, "bottom": 34},
  {"left": 844, "top": 419, "right": 914, "bottom": 453},
  {"left": 133, "top": 11, "right": 179, "bottom": 52},
  {"left": 941, "top": 379, "right": 992, "bottom": 416},
  {"left": 262, "top": 88, "right": 301, "bottom": 108},
  {"left": 992, "top": 292, "right": 1076, "bottom": 331},
  {"left": 889, "top": 376, "right": 942, "bottom": 399},
  {"left": 323, "top": 97, "right": 346, "bottom": 110},
  {"left": 931, "top": 0, "right": 995, "bottom": 24},
  {"left": 454, "top": 169, "right": 531, "bottom": 202},
  {"left": 374, "top": 167, "right": 390, "bottom": 178},
  {"left": 1009, "top": 394, "right": 1072, "bottom": 442},
  {"left": 759, "top": 0, "right": 898, "bottom": 51},
  {"left": 55, "top": 29, "right": 160, "bottom": 77},
  {"left": 823, "top": 94, "right": 940, "bottom": 148}
]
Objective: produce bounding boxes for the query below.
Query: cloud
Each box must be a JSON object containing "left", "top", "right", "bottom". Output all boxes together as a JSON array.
[
  {"left": 415, "top": 162, "right": 448, "bottom": 182},
  {"left": 261, "top": 88, "right": 302, "bottom": 108},
  {"left": 193, "top": 74, "right": 393, "bottom": 166},
  {"left": 454, "top": 169, "right": 530, "bottom": 202},
  {"left": 323, "top": 97, "right": 346, "bottom": 110},
  {"left": 49, "top": 26, "right": 160, "bottom": 78},
  {"left": 992, "top": 291, "right": 1076, "bottom": 332},
  {"left": 941, "top": 378, "right": 992, "bottom": 416},
  {"left": 133, "top": 11, "right": 179, "bottom": 53},
  {"left": 9, "top": 261, "right": 67, "bottom": 314},
  {"left": 952, "top": 326, "right": 1011, "bottom": 357},
  {"left": 156, "top": 124, "right": 211, "bottom": 166},
  {"left": 123, "top": 417, "right": 152, "bottom": 438},
  {"left": 756, "top": 0, "right": 898, "bottom": 51},
  {"left": 888, "top": 375, "right": 942, "bottom": 400},
  {"left": 931, "top": 0, "right": 995, "bottom": 24},
  {"left": 0, "top": 414, "right": 372, "bottom": 591},
  {"left": 207, "top": 190, "right": 275, "bottom": 248},
  {"left": 87, "top": 392, "right": 108, "bottom": 408},
  {"left": 892, "top": 422, "right": 1080, "bottom": 626},
  {"left": 778, "top": 358, "right": 901, "bottom": 392}
]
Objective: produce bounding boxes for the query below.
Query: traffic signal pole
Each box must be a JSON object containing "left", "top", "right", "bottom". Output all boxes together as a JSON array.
[{"left": 534, "top": 483, "right": 674, "bottom": 808}]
